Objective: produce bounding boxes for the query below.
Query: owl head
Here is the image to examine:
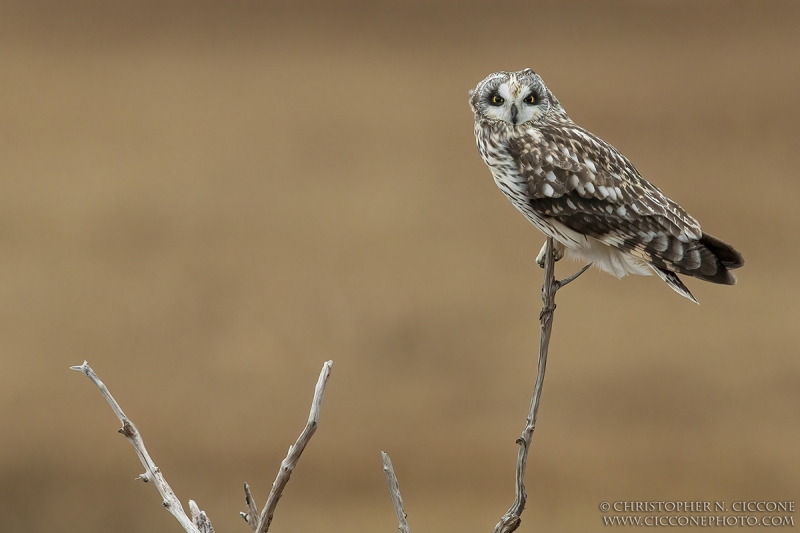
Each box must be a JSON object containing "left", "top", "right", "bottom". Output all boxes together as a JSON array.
[{"left": 469, "top": 69, "right": 559, "bottom": 126}]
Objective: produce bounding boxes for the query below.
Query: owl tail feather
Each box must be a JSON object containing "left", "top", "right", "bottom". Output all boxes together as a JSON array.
[
  {"left": 652, "top": 266, "right": 699, "bottom": 304},
  {"left": 691, "top": 233, "right": 744, "bottom": 285}
]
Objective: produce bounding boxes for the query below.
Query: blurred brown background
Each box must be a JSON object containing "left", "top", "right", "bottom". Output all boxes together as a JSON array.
[{"left": 1, "top": 1, "right": 798, "bottom": 531}]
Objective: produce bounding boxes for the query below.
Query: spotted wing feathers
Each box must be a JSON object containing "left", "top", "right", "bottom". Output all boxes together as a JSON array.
[{"left": 510, "top": 125, "right": 744, "bottom": 286}]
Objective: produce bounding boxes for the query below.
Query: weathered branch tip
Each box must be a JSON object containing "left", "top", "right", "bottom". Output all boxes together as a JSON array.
[
  {"left": 252, "top": 360, "right": 333, "bottom": 533},
  {"left": 69, "top": 361, "right": 89, "bottom": 373},
  {"left": 381, "top": 451, "right": 411, "bottom": 533}
]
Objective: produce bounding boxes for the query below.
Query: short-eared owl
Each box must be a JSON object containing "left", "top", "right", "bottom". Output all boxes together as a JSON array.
[{"left": 470, "top": 69, "right": 744, "bottom": 303}]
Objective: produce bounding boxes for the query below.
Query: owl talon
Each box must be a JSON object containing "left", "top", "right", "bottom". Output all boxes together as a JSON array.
[{"left": 536, "top": 241, "right": 564, "bottom": 268}]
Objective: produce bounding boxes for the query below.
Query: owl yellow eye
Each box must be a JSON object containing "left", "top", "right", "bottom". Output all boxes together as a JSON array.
[
  {"left": 524, "top": 94, "right": 536, "bottom": 104},
  {"left": 490, "top": 93, "right": 505, "bottom": 106}
]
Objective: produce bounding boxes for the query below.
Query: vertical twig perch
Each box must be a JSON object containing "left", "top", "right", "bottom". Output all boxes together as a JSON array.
[
  {"left": 380, "top": 237, "right": 590, "bottom": 533},
  {"left": 491, "top": 237, "right": 590, "bottom": 533}
]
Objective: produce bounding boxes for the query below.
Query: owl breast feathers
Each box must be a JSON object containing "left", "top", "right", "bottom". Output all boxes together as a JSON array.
[{"left": 470, "top": 69, "right": 744, "bottom": 303}]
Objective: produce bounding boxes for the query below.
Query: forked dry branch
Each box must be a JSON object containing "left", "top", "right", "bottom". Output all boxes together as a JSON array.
[
  {"left": 382, "top": 238, "right": 591, "bottom": 533},
  {"left": 70, "top": 360, "right": 333, "bottom": 533},
  {"left": 71, "top": 238, "right": 587, "bottom": 533}
]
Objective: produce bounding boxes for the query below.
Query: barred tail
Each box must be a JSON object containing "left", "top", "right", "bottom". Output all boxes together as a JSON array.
[
  {"left": 692, "top": 233, "right": 744, "bottom": 284},
  {"left": 651, "top": 232, "right": 744, "bottom": 303}
]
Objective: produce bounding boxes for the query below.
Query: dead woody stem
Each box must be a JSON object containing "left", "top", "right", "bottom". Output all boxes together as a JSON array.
[
  {"left": 71, "top": 360, "right": 333, "bottom": 533},
  {"left": 491, "top": 237, "right": 590, "bottom": 533},
  {"left": 382, "top": 237, "right": 590, "bottom": 533}
]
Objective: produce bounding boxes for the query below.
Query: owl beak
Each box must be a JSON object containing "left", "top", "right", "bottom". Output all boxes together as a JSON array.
[{"left": 510, "top": 104, "right": 519, "bottom": 125}]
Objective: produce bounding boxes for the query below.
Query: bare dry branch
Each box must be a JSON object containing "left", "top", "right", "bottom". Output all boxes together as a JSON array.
[
  {"left": 379, "top": 239, "right": 590, "bottom": 533},
  {"left": 189, "top": 500, "right": 215, "bottom": 533},
  {"left": 253, "top": 360, "right": 334, "bottom": 533},
  {"left": 556, "top": 261, "right": 592, "bottom": 290},
  {"left": 491, "top": 238, "right": 590, "bottom": 533},
  {"left": 73, "top": 359, "right": 334, "bottom": 533},
  {"left": 70, "top": 361, "right": 204, "bottom": 533},
  {"left": 381, "top": 452, "right": 411, "bottom": 533},
  {"left": 240, "top": 482, "right": 260, "bottom": 531}
]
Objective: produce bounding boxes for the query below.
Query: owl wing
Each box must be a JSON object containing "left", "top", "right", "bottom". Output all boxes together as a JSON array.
[{"left": 509, "top": 125, "right": 738, "bottom": 283}]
